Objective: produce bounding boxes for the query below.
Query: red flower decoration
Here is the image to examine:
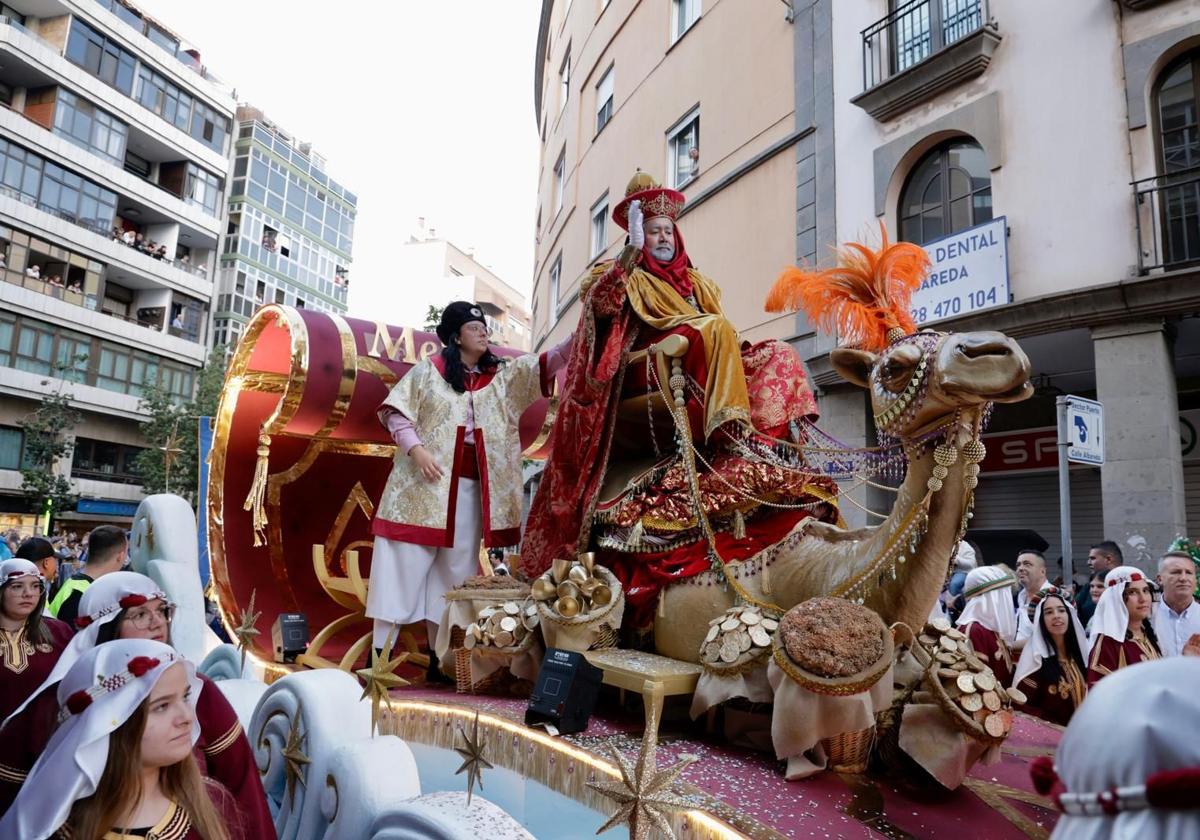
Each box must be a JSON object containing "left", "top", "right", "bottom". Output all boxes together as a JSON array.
[
  {"left": 1029, "top": 756, "right": 1058, "bottom": 796},
  {"left": 66, "top": 690, "right": 92, "bottom": 715},
  {"left": 76, "top": 615, "right": 93, "bottom": 629},
  {"left": 126, "top": 656, "right": 160, "bottom": 677},
  {"left": 119, "top": 594, "right": 148, "bottom": 609}
]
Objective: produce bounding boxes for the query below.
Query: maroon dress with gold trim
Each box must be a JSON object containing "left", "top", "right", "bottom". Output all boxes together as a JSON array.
[
  {"left": 55, "top": 781, "right": 247, "bottom": 839},
  {"left": 0, "top": 673, "right": 275, "bottom": 840},
  {"left": 962, "top": 621, "right": 1014, "bottom": 688},
  {"left": 1015, "top": 656, "right": 1087, "bottom": 726},
  {"left": 1085, "top": 631, "right": 1161, "bottom": 688},
  {"left": 0, "top": 617, "right": 72, "bottom": 723}
]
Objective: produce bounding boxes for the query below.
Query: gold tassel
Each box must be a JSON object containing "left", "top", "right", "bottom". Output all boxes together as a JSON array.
[
  {"left": 762, "top": 557, "right": 772, "bottom": 595},
  {"left": 242, "top": 434, "right": 271, "bottom": 546},
  {"left": 628, "top": 519, "right": 644, "bottom": 549},
  {"left": 732, "top": 510, "right": 746, "bottom": 540}
]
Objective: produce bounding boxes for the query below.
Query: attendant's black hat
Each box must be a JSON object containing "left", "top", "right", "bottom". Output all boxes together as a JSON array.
[{"left": 436, "top": 301, "right": 487, "bottom": 345}]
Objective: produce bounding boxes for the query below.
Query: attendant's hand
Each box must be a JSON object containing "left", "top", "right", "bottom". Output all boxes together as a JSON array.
[
  {"left": 1184, "top": 633, "right": 1200, "bottom": 657},
  {"left": 627, "top": 200, "right": 644, "bottom": 250},
  {"left": 410, "top": 445, "right": 444, "bottom": 482}
]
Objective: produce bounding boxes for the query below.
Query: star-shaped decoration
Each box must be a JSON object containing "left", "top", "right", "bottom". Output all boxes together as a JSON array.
[
  {"left": 233, "top": 589, "right": 262, "bottom": 677},
  {"left": 587, "top": 704, "right": 698, "bottom": 839},
  {"left": 355, "top": 626, "right": 410, "bottom": 736},
  {"left": 282, "top": 711, "right": 311, "bottom": 803},
  {"left": 159, "top": 423, "right": 184, "bottom": 492},
  {"left": 454, "top": 712, "right": 493, "bottom": 806}
]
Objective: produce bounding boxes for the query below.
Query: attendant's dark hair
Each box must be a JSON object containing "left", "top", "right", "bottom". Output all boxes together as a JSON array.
[
  {"left": 86, "top": 526, "right": 127, "bottom": 567},
  {"left": 1038, "top": 593, "right": 1086, "bottom": 682},
  {"left": 15, "top": 537, "right": 54, "bottom": 563},
  {"left": 440, "top": 339, "right": 505, "bottom": 394},
  {"left": 1090, "top": 541, "right": 1123, "bottom": 563}
]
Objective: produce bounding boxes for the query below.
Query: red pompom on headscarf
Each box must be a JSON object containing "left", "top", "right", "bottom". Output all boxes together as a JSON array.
[
  {"left": 75, "top": 615, "right": 93, "bottom": 629},
  {"left": 126, "top": 656, "right": 160, "bottom": 677},
  {"left": 65, "top": 690, "right": 92, "bottom": 715},
  {"left": 118, "top": 594, "right": 148, "bottom": 609},
  {"left": 1030, "top": 756, "right": 1059, "bottom": 796}
]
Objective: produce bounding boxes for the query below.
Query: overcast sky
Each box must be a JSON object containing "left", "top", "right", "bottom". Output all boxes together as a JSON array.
[{"left": 134, "top": 0, "right": 542, "bottom": 320}]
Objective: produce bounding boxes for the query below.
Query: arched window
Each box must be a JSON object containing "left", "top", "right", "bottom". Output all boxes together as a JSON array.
[
  {"left": 1153, "top": 51, "right": 1200, "bottom": 268},
  {"left": 899, "top": 139, "right": 992, "bottom": 245}
]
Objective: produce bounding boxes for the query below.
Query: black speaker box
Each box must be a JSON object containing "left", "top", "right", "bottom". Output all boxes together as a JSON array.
[
  {"left": 271, "top": 612, "right": 309, "bottom": 663},
  {"left": 525, "top": 648, "right": 603, "bottom": 735}
]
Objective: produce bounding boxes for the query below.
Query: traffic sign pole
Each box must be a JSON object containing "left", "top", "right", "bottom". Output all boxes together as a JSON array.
[{"left": 1056, "top": 396, "right": 1074, "bottom": 591}]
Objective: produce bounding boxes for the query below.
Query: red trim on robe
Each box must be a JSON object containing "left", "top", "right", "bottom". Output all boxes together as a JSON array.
[
  {"left": 1086, "top": 632, "right": 1159, "bottom": 688},
  {"left": 963, "top": 621, "right": 1014, "bottom": 688}
]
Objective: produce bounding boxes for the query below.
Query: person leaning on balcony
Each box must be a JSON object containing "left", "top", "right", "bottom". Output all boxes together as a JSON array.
[
  {"left": 122, "top": 229, "right": 136, "bottom": 247},
  {"left": 24, "top": 264, "right": 40, "bottom": 279}
]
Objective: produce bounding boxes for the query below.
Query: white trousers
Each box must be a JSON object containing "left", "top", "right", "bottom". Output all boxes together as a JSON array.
[{"left": 366, "top": 477, "right": 483, "bottom": 649}]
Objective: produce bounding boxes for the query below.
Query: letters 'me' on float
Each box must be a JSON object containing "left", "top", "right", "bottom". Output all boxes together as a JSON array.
[{"left": 207, "top": 305, "right": 556, "bottom": 669}]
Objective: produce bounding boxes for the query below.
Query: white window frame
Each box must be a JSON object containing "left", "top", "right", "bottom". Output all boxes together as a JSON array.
[
  {"left": 595, "top": 64, "right": 614, "bottom": 134},
  {"left": 553, "top": 148, "right": 566, "bottom": 216},
  {"left": 559, "top": 47, "right": 571, "bottom": 115},
  {"left": 671, "top": 0, "right": 701, "bottom": 44},
  {"left": 549, "top": 253, "right": 562, "bottom": 313},
  {"left": 590, "top": 192, "right": 609, "bottom": 260},
  {"left": 666, "top": 107, "right": 700, "bottom": 189}
]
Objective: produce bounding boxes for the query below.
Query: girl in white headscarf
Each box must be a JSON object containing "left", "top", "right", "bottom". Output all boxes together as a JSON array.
[
  {"left": 0, "top": 558, "right": 72, "bottom": 722},
  {"left": 1011, "top": 589, "right": 1089, "bottom": 725},
  {"left": 1086, "top": 565, "right": 1161, "bottom": 687},
  {"left": 0, "top": 573, "right": 274, "bottom": 837},
  {"left": 0, "top": 638, "right": 237, "bottom": 840},
  {"left": 1034, "top": 658, "right": 1200, "bottom": 840},
  {"left": 956, "top": 565, "right": 1018, "bottom": 687}
]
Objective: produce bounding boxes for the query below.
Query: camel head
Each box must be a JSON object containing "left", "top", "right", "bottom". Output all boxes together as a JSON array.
[{"left": 830, "top": 330, "right": 1032, "bottom": 438}]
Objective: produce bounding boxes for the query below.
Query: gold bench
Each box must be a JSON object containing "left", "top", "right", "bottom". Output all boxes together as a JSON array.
[{"left": 583, "top": 648, "right": 702, "bottom": 728}]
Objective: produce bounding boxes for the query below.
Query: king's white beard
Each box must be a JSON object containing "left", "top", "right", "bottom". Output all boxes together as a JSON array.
[{"left": 651, "top": 244, "right": 675, "bottom": 261}]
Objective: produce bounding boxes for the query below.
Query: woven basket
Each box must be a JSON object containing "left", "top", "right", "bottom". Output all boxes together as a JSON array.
[
  {"left": 821, "top": 727, "right": 875, "bottom": 774},
  {"left": 454, "top": 633, "right": 535, "bottom": 695},
  {"left": 590, "top": 624, "right": 619, "bottom": 650},
  {"left": 770, "top": 607, "right": 893, "bottom": 697}
]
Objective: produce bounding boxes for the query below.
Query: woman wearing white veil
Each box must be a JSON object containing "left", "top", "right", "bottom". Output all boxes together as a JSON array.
[{"left": 1012, "top": 587, "right": 1089, "bottom": 725}]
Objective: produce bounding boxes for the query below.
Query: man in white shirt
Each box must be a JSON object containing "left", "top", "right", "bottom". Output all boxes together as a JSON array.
[
  {"left": 1012, "top": 549, "right": 1048, "bottom": 650},
  {"left": 1153, "top": 551, "right": 1200, "bottom": 657}
]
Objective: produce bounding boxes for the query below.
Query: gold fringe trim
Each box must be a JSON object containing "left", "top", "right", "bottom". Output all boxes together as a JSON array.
[
  {"left": 732, "top": 510, "right": 746, "bottom": 540},
  {"left": 381, "top": 700, "right": 755, "bottom": 839},
  {"left": 242, "top": 433, "right": 271, "bottom": 547}
]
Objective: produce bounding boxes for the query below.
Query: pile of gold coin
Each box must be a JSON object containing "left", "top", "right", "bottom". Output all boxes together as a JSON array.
[
  {"left": 917, "top": 618, "right": 1026, "bottom": 739},
  {"left": 701, "top": 606, "right": 778, "bottom": 666},
  {"left": 531, "top": 553, "right": 614, "bottom": 619},
  {"left": 463, "top": 601, "right": 539, "bottom": 650}
]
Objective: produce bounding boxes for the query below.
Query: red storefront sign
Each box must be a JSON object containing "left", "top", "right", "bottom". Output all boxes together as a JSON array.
[{"left": 979, "top": 426, "right": 1059, "bottom": 474}]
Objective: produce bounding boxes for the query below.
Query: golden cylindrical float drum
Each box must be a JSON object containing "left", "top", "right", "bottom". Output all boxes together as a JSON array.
[{"left": 207, "top": 305, "right": 555, "bottom": 666}]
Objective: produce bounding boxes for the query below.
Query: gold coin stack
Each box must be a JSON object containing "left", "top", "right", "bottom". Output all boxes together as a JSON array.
[
  {"left": 700, "top": 605, "right": 778, "bottom": 668},
  {"left": 462, "top": 601, "right": 540, "bottom": 650},
  {"left": 530, "top": 553, "right": 614, "bottom": 619},
  {"left": 916, "top": 618, "right": 1026, "bottom": 739}
]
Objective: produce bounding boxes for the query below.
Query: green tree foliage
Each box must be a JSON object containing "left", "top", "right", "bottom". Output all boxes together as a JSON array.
[
  {"left": 132, "top": 345, "right": 230, "bottom": 505},
  {"left": 19, "top": 358, "right": 86, "bottom": 517},
  {"left": 424, "top": 305, "right": 444, "bottom": 332}
]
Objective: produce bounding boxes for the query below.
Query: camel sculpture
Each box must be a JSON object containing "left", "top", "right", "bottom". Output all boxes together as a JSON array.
[{"left": 653, "top": 329, "right": 1033, "bottom": 663}]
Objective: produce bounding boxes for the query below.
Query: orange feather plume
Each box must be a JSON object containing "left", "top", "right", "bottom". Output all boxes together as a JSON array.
[{"left": 765, "top": 224, "right": 930, "bottom": 351}]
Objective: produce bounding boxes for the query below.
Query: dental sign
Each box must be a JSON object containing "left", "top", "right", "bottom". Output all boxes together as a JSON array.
[{"left": 910, "top": 217, "right": 1009, "bottom": 325}]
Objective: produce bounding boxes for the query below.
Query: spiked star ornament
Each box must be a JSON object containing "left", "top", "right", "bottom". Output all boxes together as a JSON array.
[
  {"left": 233, "top": 589, "right": 262, "bottom": 677},
  {"left": 282, "top": 711, "right": 311, "bottom": 803},
  {"left": 355, "top": 625, "right": 409, "bottom": 735},
  {"left": 454, "top": 712, "right": 493, "bottom": 806},
  {"left": 587, "top": 704, "right": 698, "bottom": 839},
  {"left": 159, "top": 422, "right": 184, "bottom": 493}
]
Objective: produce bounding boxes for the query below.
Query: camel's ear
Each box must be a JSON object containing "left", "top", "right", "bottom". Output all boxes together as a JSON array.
[{"left": 830, "top": 347, "right": 877, "bottom": 389}]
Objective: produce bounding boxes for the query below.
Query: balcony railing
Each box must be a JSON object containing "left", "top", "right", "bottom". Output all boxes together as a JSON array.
[
  {"left": 1, "top": 268, "right": 170, "bottom": 332},
  {"left": 1135, "top": 166, "right": 1200, "bottom": 275},
  {"left": 861, "top": 0, "right": 988, "bottom": 90}
]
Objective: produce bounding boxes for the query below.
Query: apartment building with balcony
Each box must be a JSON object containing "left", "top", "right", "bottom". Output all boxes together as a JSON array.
[
  {"left": 529, "top": 0, "right": 807, "bottom": 352},
  {"left": 212, "top": 104, "right": 354, "bottom": 350},
  {"left": 0, "top": 0, "right": 234, "bottom": 532},
  {"left": 803, "top": 0, "right": 1200, "bottom": 570}
]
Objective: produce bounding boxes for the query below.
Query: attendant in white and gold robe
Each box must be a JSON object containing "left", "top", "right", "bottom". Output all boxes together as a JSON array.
[{"left": 367, "top": 301, "right": 570, "bottom": 676}]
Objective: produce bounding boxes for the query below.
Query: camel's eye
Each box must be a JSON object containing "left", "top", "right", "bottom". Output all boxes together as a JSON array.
[{"left": 877, "top": 344, "right": 921, "bottom": 393}]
